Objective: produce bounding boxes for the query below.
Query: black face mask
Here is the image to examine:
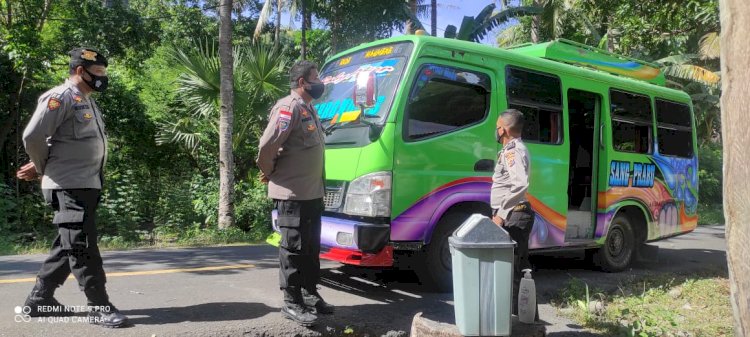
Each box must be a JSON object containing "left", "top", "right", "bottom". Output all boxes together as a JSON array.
[
  {"left": 83, "top": 68, "right": 108, "bottom": 92},
  {"left": 496, "top": 127, "right": 504, "bottom": 143},
  {"left": 305, "top": 81, "right": 325, "bottom": 99}
]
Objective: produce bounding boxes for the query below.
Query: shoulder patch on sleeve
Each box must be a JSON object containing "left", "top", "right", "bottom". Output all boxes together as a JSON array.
[
  {"left": 505, "top": 151, "right": 516, "bottom": 167},
  {"left": 279, "top": 109, "right": 293, "bottom": 120},
  {"left": 47, "top": 97, "right": 61, "bottom": 110},
  {"left": 278, "top": 118, "right": 290, "bottom": 132}
]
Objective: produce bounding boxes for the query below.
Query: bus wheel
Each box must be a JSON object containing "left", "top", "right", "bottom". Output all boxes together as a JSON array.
[
  {"left": 595, "top": 213, "right": 635, "bottom": 272},
  {"left": 419, "top": 212, "right": 466, "bottom": 292}
]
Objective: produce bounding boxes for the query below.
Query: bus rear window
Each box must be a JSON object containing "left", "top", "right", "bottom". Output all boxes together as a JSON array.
[{"left": 656, "top": 99, "right": 694, "bottom": 157}]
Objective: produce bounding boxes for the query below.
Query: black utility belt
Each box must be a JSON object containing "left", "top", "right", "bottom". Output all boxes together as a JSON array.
[{"left": 512, "top": 202, "right": 531, "bottom": 212}]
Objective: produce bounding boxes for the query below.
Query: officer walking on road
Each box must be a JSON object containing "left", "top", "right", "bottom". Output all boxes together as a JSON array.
[
  {"left": 257, "top": 60, "right": 334, "bottom": 327},
  {"left": 490, "top": 109, "right": 539, "bottom": 320},
  {"left": 16, "top": 48, "right": 128, "bottom": 328}
]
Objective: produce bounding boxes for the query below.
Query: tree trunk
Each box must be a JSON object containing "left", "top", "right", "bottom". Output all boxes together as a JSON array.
[
  {"left": 301, "top": 0, "right": 307, "bottom": 59},
  {"left": 37, "top": 0, "right": 53, "bottom": 31},
  {"left": 273, "top": 0, "right": 281, "bottom": 50},
  {"left": 218, "top": 0, "right": 235, "bottom": 229},
  {"left": 330, "top": 0, "right": 338, "bottom": 53},
  {"left": 430, "top": 0, "right": 436, "bottom": 36},
  {"left": 5, "top": 0, "right": 12, "bottom": 28},
  {"left": 531, "top": 0, "right": 540, "bottom": 43},
  {"left": 406, "top": 0, "right": 417, "bottom": 34},
  {"left": 720, "top": 0, "right": 750, "bottom": 335},
  {"left": 0, "top": 67, "right": 26, "bottom": 159}
]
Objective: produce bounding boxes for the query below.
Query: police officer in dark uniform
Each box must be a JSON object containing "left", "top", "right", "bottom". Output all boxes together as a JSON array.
[
  {"left": 16, "top": 48, "right": 128, "bottom": 328},
  {"left": 257, "top": 60, "right": 334, "bottom": 327},
  {"left": 490, "top": 109, "right": 538, "bottom": 320}
]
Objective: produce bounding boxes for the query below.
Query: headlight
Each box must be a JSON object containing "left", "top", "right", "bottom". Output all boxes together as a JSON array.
[{"left": 344, "top": 171, "right": 392, "bottom": 217}]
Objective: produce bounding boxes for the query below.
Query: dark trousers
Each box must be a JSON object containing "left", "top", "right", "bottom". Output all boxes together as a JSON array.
[
  {"left": 275, "top": 198, "right": 323, "bottom": 302},
  {"left": 505, "top": 206, "right": 538, "bottom": 317},
  {"left": 37, "top": 189, "right": 107, "bottom": 291}
]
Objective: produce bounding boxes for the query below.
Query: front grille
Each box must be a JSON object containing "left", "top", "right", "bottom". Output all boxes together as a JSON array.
[{"left": 324, "top": 182, "right": 345, "bottom": 210}]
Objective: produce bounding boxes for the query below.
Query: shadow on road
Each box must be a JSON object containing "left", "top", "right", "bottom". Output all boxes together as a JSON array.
[
  {"left": 122, "top": 302, "right": 275, "bottom": 326},
  {"left": 312, "top": 266, "right": 454, "bottom": 335}
]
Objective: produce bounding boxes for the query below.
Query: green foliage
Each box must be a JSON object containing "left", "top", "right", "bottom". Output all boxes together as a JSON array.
[
  {"left": 444, "top": 4, "right": 541, "bottom": 42},
  {"left": 557, "top": 274, "right": 733, "bottom": 337},
  {"left": 697, "top": 142, "right": 723, "bottom": 225},
  {"left": 313, "top": 0, "right": 412, "bottom": 52}
]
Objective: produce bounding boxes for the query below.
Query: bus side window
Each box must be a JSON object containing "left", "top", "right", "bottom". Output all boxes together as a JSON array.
[
  {"left": 405, "top": 64, "right": 491, "bottom": 141},
  {"left": 610, "top": 90, "right": 653, "bottom": 154},
  {"left": 505, "top": 66, "right": 563, "bottom": 144},
  {"left": 655, "top": 99, "right": 694, "bottom": 157}
]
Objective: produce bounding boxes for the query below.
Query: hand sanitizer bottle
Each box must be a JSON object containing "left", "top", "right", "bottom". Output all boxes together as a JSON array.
[{"left": 518, "top": 269, "right": 536, "bottom": 324}]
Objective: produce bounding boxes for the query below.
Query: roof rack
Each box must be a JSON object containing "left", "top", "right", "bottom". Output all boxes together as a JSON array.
[{"left": 508, "top": 39, "right": 665, "bottom": 86}]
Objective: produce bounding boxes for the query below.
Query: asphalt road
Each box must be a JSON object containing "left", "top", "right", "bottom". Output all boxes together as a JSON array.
[{"left": 0, "top": 225, "right": 727, "bottom": 337}]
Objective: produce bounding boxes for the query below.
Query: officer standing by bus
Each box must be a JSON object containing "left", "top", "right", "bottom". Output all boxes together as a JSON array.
[
  {"left": 490, "top": 109, "right": 538, "bottom": 320},
  {"left": 257, "top": 60, "right": 334, "bottom": 327},
  {"left": 16, "top": 48, "right": 128, "bottom": 328}
]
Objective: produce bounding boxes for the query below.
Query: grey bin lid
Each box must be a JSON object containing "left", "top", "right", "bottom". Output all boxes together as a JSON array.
[{"left": 449, "top": 214, "right": 517, "bottom": 249}]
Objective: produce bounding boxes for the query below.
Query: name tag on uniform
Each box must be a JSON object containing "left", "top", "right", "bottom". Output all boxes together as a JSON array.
[{"left": 73, "top": 104, "right": 91, "bottom": 111}]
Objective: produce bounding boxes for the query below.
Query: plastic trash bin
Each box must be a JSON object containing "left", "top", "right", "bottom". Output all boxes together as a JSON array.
[{"left": 449, "top": 214, "right": 516, "bottom": 337}]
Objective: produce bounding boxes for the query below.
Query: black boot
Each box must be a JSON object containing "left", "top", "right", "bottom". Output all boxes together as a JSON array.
[
  {"left": 84, "top": 285, "right": 129, "bottom": 328},
  {"left": 302, "top": 287, "right": 334, "bottom": 315},
  {"left": 281, "top": 287, "right": 317, "bottom": 327},
  {"left": 23, "top": 278, "right": 75, "bottom": 317}
]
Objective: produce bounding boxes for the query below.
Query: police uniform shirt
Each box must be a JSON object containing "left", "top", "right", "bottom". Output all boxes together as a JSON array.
[
  {"left": 22, "top": 79, "right": 108, "bottom": 190},
  {"left": 490, "top": 138, "right": 531, "bottom": 220},
  {"left": 257, "top": 90, "right": 325, "bottom": 200}
]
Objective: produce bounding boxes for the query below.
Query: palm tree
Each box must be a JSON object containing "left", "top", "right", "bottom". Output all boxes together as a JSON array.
[
  {"left": 218, "top": 0, "right": 235, "bottom": 229},
  {"left": 443, "top": 4, "right": 541, "bottom": 43},
  {"left": 254, "top": 0, "right": 311, "bottom": 57},
  {"left": 254, "top": 0, "right": 287, "bottom": 49},
  {"left": 655, "top": 32, "right": 721, "bottom": 88},
  {"left": 497, "top": 0, "right": 604, "bottom": 48},
  {"left": 158, "top": 40, "right": 288, "bottom": 175}
]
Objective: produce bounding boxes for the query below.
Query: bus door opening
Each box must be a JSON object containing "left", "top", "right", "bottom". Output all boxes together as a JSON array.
[{"left": 566, "top": 89, "right": 600, "bottom": 241}]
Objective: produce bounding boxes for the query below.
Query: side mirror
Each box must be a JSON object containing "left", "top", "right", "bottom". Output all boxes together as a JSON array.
[{"left": 353, "top": 70, "right": 377, "bottom": 108}]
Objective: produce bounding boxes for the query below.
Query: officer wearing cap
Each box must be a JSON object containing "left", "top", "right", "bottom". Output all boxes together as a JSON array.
[
  {"left": 256, "top": 60, "right": 334, "bottom": 327},
  {"left": 490, "top": 108, "right": 538, "bottom": 320},
  {"left": 16, "top": 48, "right": 127, "bottom": 328}
]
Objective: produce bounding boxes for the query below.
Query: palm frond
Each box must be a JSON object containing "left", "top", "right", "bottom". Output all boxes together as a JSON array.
[
  {"left": 655, "top": 54, "right": 699, "bottom": 65},
  {"left": 662, "top": 64, "right": 721, "bottom": 87},
  {"left": 699, "top": 32, "right": 720, "bottom": 60},
  {"left": 254, "top": 0, "right": 275, "bottom": 39},
  {"left": 497, "top": 24, "right": 527, "bottom": 47},
  {"left": 155, "top": 118, "right": 204, "bottom": 152},
  {"left": 470, "top": 6, "right": 543, "bottom": 42}
]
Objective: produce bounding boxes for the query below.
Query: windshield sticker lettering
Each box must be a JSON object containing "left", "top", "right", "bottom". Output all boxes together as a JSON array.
[
  {"left": 365, "top": 46, "right": 394, "bottom": 58},
  {"left": 322, "top": 60, "right": 399, "bottom": 85}
]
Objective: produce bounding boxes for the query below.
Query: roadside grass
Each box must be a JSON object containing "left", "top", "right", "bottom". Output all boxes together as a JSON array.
[
  {"left": 554, "top": 272, "right": 734, "bottom": 337},
  {"left": 0, "top": 226, "right": 269, "bottom": 256},
  {"left": 697, "top": 203, "right": 724, "bottom": 225}
]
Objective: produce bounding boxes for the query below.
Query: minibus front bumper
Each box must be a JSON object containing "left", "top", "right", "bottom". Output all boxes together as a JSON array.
[{"left": 269, "top": 211, "right": 393, "bottom": 267}]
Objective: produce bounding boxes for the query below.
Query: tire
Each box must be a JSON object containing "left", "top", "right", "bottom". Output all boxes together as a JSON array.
[
  {"left": 594, "top": 213, "right": 635, "bottom": 272},
  {"left": 418, "top": 212, "right": 469, "bottom": 292}
]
